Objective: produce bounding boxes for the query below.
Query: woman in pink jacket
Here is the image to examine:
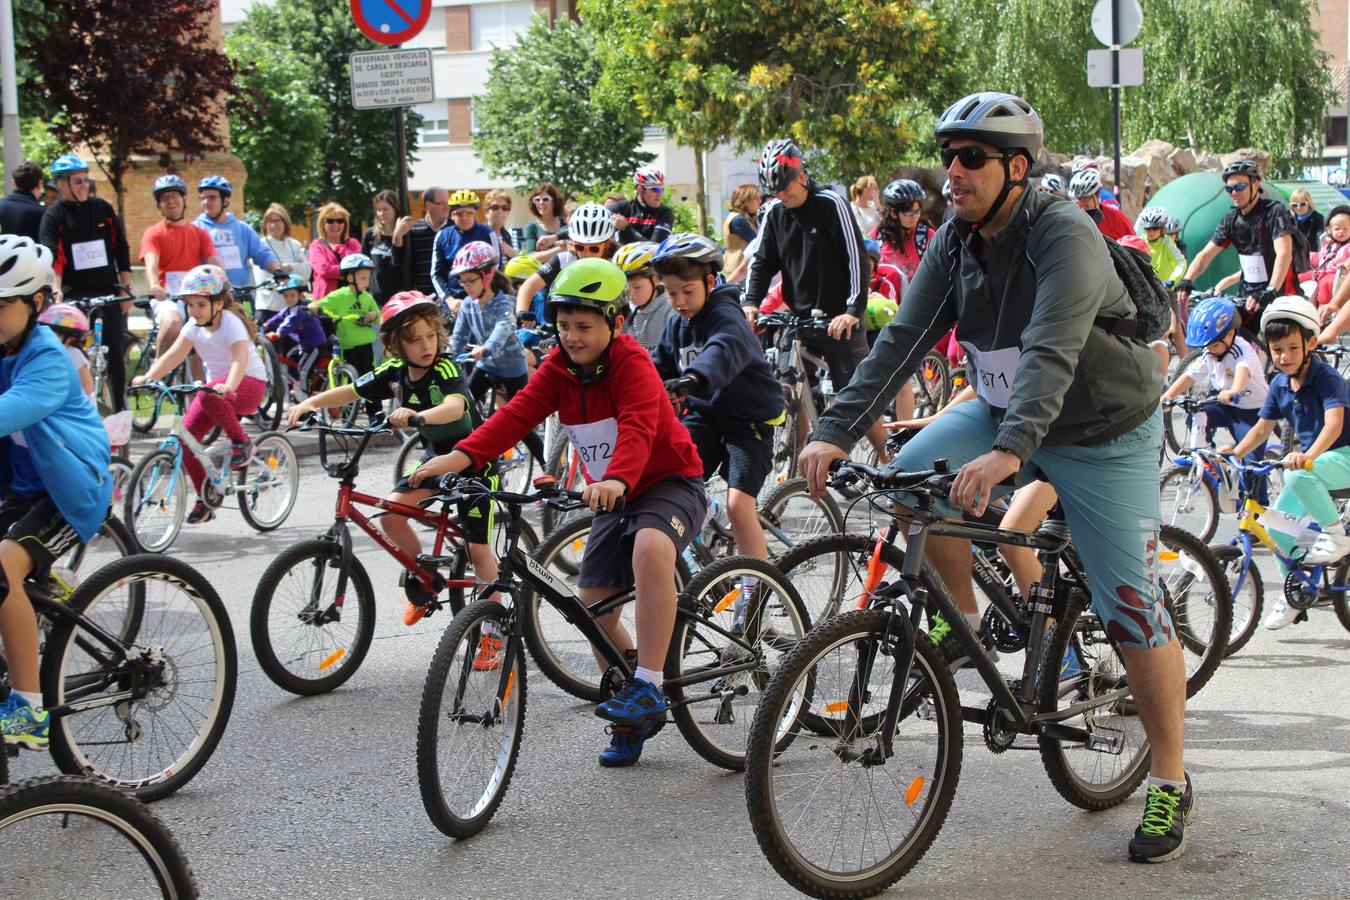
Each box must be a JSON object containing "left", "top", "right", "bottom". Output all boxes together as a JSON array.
[{"left": 308, "top": 202, "right": 362, "bottom": 300}]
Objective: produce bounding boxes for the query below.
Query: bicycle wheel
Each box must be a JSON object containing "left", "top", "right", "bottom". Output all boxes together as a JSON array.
[
  {"left": 518, "top": 516, "right": 690, "bottom": 703},
  {"left": 251, "top": 540, "right": 376, "bottom": 696},
  {"left": 127, "top": 346, "right": 159, "bottom": 435},
  {"left": 767, "top": 393, "right": 800, "bottom": 490},
  {"left": 910, "top": 350, "right": 951, "bottom": 419},
  {"left": 395, "top": 433, "right": 422, "bottom": 483},
  {"left": 1333, "top": 557, "right": 1350, "bottom": 633},
  {"left": 541, "top": 435, "right": 585, "bottom": 535},
  {"left": 443, "top": 508, "right": 539, "bottom": 616},
  {"left": 773, "top": 533, "right": 889, "bottom": 628},
  {"left": 251, "top": 337, "right": 284, "bottom": 431},
  {"left": 744, "top": 608, "right": 961, "bottom": 898},
  {"left": 124, "top": 448, "right": 187, "bottom": 553},
  {"left": 667, "top": 556, "right": 810, "bottom": 770},
  {"left": 1159, "top": 463, "right": 1218, "bottom": 543},
  {"left": 417, "top": 599, "right": 525, "bottom": 839},
  {"left": 43, "top": 516, "right": 143, "bottom": 647},
  {"left": 0, "top": 775, "right": 198, "bottom": 898},
  {"left": 41, "top": 554, "right": 237, "bottom": 801},
  {"left": 1158, "top": 525, "right": 1230, "bottom": 697},
  {"left": 759, "top": 477, "right": 845, "bottom": 559},
  {"left": 495, "top": 440, "right": 538, "bottom": 495},
  {"left": 1209, "top": 543, "right": 1262, "bottom": 657},
  {"left": 236, "top": 433, "right": 299, "bottom": 531},
  {"left": 109, "top": 456, "right": 136, "bottom": 523},
  {"left": 325, "top": 363, "right": 362, "bottom": 426},
  {"left": 1036, "top": 592, "right": 1152, "bottom": 809},
  {"left": 1163, "top": 350, "right": 1205, "bottom": 454}
]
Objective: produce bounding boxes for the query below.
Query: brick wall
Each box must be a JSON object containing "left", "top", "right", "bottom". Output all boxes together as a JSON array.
[{"left": 445, "top": 6, "right": 471, "bottom": 51}]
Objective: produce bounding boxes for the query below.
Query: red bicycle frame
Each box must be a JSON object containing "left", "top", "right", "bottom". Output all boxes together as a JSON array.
[{"left": 334, "top": 482, "right": 476, "bottom": 595}]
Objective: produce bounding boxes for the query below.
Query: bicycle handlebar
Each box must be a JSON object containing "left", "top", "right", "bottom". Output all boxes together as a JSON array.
[
  {"left": 1162, "top": 391, "right": 1224, "bottom": 411},
  {"left": 755, "top": 310, "right": 831, "bottom": 333},
  {"left": 428, "top": 473, "right": 600, "bottom": 514},
  {"left": 827, "top": 457, "right": 956, "bottom": 493}
]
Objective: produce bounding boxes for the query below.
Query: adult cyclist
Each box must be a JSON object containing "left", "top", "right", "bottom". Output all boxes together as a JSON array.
[
  {"left": 799, "top": 91, "right": 1194, "bottom": 865},
  {"left": 141, "top": 174, "right": 224, "bottom": 360},
  {"left": 1176, "top": 159, "right": 1297, "bottom": 330},
  {"left": 871, "top": 179, "right": 934, "bottom": 281},
  {"left": 193, "top": 175, "right": 283, "bottom": 296},
  {"left": 1069, "top": 168, "right": 1134, "bottom": 240},
  {"left": 608, "top": 165, "right": 675, "bottom": 245}
]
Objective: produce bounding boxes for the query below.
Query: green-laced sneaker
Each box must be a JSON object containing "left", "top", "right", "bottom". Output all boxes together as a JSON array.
[
  {"left": 0, "top": 694, "right": 50, "bottom": 750},
  {"left": 1129, "top": 774, "right": 1194, "bottom": 863},
  {"left": 927, "top": 613, "right": 969, "bottom": 671}
]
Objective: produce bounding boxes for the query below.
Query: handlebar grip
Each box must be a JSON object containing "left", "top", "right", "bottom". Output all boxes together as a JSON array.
[{"left": 408, "top": 415, "right": 425, "bottom": 428}]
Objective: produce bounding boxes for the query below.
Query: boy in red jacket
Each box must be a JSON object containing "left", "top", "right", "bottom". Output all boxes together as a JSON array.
[{"left": 412, "top": 258, "right": 706, "bottom": 766}]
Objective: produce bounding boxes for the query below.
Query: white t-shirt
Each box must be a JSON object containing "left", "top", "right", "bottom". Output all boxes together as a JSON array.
[
  {"left": 1183, "top": 335, "right": 1268, "bottom": 410},
  {"left": 183, "top": 310, "right": 268, "bottom": 384}
]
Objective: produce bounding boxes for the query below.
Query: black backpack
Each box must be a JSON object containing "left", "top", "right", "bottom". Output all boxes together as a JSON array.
[{"left": 1093, "top": 237, "right": 1173, "bottom": 344}]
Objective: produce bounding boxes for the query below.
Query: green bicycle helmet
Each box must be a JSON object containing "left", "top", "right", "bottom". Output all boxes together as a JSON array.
[{"left": 546, "top": 258, "right": 628, "bottom": 324}]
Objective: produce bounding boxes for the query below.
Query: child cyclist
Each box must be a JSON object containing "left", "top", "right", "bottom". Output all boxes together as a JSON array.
[
  {"left": 0, "top": 235, "right": 112, "bottom": 748},
  {"left": 265, "top": 274, "right": 326, "bottom": 398},
  {"left": 38, "top": 302, "right": 94, "bottom": 401},
  {"left": 411, "top": 258, "right": 707, "bottom": 767},
  {"left": 313, "top": 254, "right": 380, "bottom": 420},
  {"left": 1220, "top": 297, "right": 1350, "bottom": 630},
  {"left": 651, "top": 233, "right": 785, "bottom": 630},
  {"left": 614, "top": 241, "right": 673, "bottom": 353},
  {"left": 131, "top": 265, "right": 266, "bottom": 525},
  {"left": 286, "top": 292, "right": 501, "bottom": 633}
]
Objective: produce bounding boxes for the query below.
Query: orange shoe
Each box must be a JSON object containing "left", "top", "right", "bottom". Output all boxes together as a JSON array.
[
  {"left": 473, "top": 634, "right": 504, "bottom": 671},
  {"left": 404, "top": 599, "right": 430, "bottom": 627}
]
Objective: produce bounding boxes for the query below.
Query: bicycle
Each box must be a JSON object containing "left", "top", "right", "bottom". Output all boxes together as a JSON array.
[
  {"left": 1, "top": 553, "right": 236, "bottom": 801},
  {"left": 67, "top": 287, "right": 143, "bottom": 416},
  {"left": 1160, "top": 393, "right": 1233, "bottom": 542},
  {"left": 416, "top": 473, "right": 811, "bottom": 838},
  {"left": 249, "top": 416, "right": 539, "bottom": 696},
  {"left": 1208, "top": 455, "right": 1350, "bottom": 656},
  {"left": 122, "top": 382, "right": 299, "bottom": 552},
  {"left": 229, "top": 282, "right": 289, "bottom": 432},
  {"left": 743, "top": 458, "right": 1225, "bottom": 897},
  {"left": 269, "top": 326, "right": 362, "bottom": 426},
  {"left": 0, "top": 775, "right": 198, "bottom": 898}
]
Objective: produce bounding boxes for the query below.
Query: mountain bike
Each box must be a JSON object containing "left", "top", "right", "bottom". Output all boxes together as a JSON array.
[
  {"left": 269, "top": 328, "right": 362, "bottom": 425},
  {"left": 250, "top": 416, "right": 538, "bottom": 696},
  {"left": 122, "top": 382, "right": 299, "bottom": 552},
  {"left": 0, "top": 776, "right": 198, "bottom": 898},
  {"left": 416, "top": 474, "right": 810, "bottom": 838},
  {"left": 743, "top": 458, "right": 1223, "bottom": 897}
]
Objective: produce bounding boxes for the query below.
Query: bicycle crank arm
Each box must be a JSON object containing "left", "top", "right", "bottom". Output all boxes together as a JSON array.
[
  {"left": 1026, "top": 685, "right": 1132, "bottom": 725},
  {"left": 1038, "top": 721, "right": 1126, "bottom": 754}
]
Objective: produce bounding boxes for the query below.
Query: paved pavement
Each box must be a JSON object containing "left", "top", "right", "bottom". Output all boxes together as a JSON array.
[{"left": 10, "top": 444, "right": 1350, "bottom": 898}]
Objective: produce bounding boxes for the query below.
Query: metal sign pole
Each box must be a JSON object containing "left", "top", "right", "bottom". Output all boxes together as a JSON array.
[
  {"left": 395, "top": 106, "right": 409, "bottom": 217},
  {"left": 1112, "top": 0, "right": 1122, "bottom": 194}
]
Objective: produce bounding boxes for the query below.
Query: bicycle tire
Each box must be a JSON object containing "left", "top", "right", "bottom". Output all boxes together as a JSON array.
[
  {"left": 1159, "top": 463, "right": 1219, "bottom": 543},
  {"left": 744, "top": 608, "right": 961, "bottom": 898},
  {"left": 911, "top": 350, "right": 951, "bottom": 420},
  {"left": 759, "top": 477, "right": 845, "bottom": 558},
  {"left": 1331, "top": 557, "right": 1350, "bottom": 634},
  {"left": 42, "top": 554, "right": 237, "bottom": 801},
  {"left": 519, "top": 516, "right": 690, "bottom": 702},
  {"left": 330, "top": 363, "right": 362, "bottom": 427},
  {"left": 1036, "top": 592, "right": 1152, "bottom": 810},
  {"left": 124, "top": 448, "right": 187, "bottom": 553},
  {"left": 767, "top": 390, "right": 800, "bottom": 490},
  {"left": 395, "top": 433, "right": 422, "bottom": 483},
  {"left": 1163, "top": 350, "right": 1205, "bottom": 454},
  {"left": 44, "top": 515, "right": 144, "bottom": 646},
  {"left": 0, "top": 775, "right": 198, "bottom": 898},
  {"left": 236, "top": 433, "right": 299, "bottom": 531},
  {"left": 416, "top": 599, "right": 525, "bottom": 839},
  {"left": 109, "top": 457, "right": 136, "bottom": 524},
  {"left": 1209, "top": 543, "right": 1263, "bottom": 657},
  {"left": 251, "top": 337, "right": 284, "bottom": 431},
  {"left": 1159, "top": 524, "right": 1230, "bottom": 697},
  {"left": 127, "top": 343, "right": 159, "bottom": 435},
  {"left": 251, "top": 540, "right": 376, "bottom": 696},
  {"left": 540, "top": 434, "right": 585, "bottom": 535}
]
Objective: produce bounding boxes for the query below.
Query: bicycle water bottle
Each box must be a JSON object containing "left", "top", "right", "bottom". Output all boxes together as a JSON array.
[
  {"left": 1187, "top": 410, "right": 1208, "bottom": 450},
  {"left": 93, "top": 317, "right": 104, "bottom": 347}
]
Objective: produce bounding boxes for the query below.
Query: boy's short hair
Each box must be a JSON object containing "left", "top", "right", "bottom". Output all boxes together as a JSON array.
[
  {"left": 12, "top": 161, "right": 42, "bottom": 192},
  {"left": 652, "top": 256, "right": 716, "bottom": 282},
  {"left": 380, "top": 305, "right": 447, "bottom": 359},
  {"left": 1264, "top": 319, "right": 1314, "bottom": 342}
]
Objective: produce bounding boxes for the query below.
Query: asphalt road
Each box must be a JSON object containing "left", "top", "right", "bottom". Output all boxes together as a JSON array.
[{"left": 10, "top": 443, "right": 1349, "bottom": 899}]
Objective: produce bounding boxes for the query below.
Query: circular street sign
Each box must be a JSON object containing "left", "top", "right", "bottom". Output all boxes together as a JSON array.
[
  {"left": 350, "top": 0, "right": 431, "bottom": 46},
  {"left": 1090, "top": 0, "right": 1143, "bottom": 47}
]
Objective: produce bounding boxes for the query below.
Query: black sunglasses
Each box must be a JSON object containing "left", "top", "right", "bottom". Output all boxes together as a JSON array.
[
  {"left": 941, "top": 146, "right": 1014, "bottom": 170},
  {"left": 1223, "top": 182, "right": 1251, "bottom": 194}
]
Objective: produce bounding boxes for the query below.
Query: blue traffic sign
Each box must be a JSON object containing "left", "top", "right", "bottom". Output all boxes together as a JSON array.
[{"left": 350, "top": 0, "right": 431, "bottom": 46}]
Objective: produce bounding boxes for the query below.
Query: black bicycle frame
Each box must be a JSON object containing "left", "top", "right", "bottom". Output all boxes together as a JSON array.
[{"left": 26, "top": 590, "right": 143, "bottom": 720}]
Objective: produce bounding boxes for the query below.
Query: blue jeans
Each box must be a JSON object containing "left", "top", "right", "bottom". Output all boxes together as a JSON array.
[{"left": 896, "top": 401, "right": 1173, "bottom": 650}]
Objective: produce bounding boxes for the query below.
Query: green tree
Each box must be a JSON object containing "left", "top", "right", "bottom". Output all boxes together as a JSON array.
[
  {"left": 225, "top": 28, "right": 326, "bottom": 215},
  {"left": 229, "top": 0, "right": 421, "bottom": 221},
  {"left": 472, "top": 15, "right": 652, "bottom": 199}
]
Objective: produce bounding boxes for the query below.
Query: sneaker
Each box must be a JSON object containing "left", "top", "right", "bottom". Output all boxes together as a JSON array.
[
  {"left": 1303, "top": 529, "right": 1350, "bottom": 565},
  {"left": 598, "top": 719, "right": 665, "bottom": 768},
  {"left": 1128, "top": 774, "right": 1194, "bottom": 863},
  {"left": 473, "top": 634, "right": 504, "bottom": 671},
  {"left": 403, "top": 599, "right": 430, "bottom": 627},
  {"left": 0, "top": 694, "right": 50, "bottom": 750},
  {"left": 594, "top": 677, "right": 667, "bottom": 725},
  {"left": 187, "top": 501, "right": 214, "bottom": 525},
  {"left": 929, "top": 613, "right": 973, "bottom": 671},
  {"left": 230, "top": 438, "right": 254, "bottom": 471},
  {"left": 1262, "top": 599, "right": 1301, "bottom": 631}
]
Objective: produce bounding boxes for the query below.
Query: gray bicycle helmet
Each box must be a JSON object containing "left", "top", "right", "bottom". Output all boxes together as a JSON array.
[
  {"left": 1222, "top": 159, "right": 1261, "bottom": 181},
  {"left": 934, "top": 92, "right": 1043, "bottom": 159},
  {"left": 1165, "top": 215, "right": 1182, "bottom": 234},
  {"left": 1039, "top": 173, "right": 1065, "bottom": 196},
  {"left": 1137, "top": 206, "right": 1168, "bottom": 229},
  {"left": 1068, "top": 168, "right": 1102, "bottom": 199},
  {"left": 882, "top": 179, "right": 924, "bottom": 208}
]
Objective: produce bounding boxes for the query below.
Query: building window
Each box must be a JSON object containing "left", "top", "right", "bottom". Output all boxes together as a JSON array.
[
  {"left": 420, "top": 119, "right": 449, "bottom": 145},
  {"left": 470, "top": 1, "right": 533, "bottom": 50},
  {"left": 1327, "top": 115, "right": 1348, "bottom": 149}
]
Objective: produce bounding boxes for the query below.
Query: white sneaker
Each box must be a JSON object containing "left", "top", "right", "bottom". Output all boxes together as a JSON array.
[
  {"left": 1303, "top": 530, "right": 1350, "bottom": 565},
  {"left": 1262, "top": 600, "right": 1301, "bottom": 631}
]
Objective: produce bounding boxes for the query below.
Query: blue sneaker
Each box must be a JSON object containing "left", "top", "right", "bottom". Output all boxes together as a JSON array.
[
  {"left": 1060, "top": 645, "right": 1085, "bottom": 680},
  {"left": 0, "top": 694, "right": 50, "bottom": 750},
  {"left": 598, "top": 719, "right": 665, "bottom": 767},
  {"left": 594, "top": 677, "right": 667, "bottom": 725}
]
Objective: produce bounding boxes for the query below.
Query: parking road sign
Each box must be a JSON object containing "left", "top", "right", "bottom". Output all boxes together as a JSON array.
[{"left": 350, "top": 0, "right": 430, "bottom": 46}]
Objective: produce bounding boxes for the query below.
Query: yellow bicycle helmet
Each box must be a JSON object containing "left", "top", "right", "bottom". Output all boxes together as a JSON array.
[
  {"left": 613, "top": 241, "right": 658, "bottom": 275},
  {"left": 447, "top": 189, "right": 480, "bottom": 209},
  {"left": 503, "top": 255, "right": 542, "bottom": 281}
]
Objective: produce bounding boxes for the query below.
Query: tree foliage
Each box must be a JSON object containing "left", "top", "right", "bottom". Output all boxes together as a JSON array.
[
  {"left": 473, "top": 15, "right": 652, "bottom": 198},
  {"left": 224, "top": 28, "right": 326, "bottom": 215},
  {"left": 32, "top": 0, "right": 235, "bottom": 216},
  {"left": 229, "top": 0, "right": 421, "bottom": 220}
]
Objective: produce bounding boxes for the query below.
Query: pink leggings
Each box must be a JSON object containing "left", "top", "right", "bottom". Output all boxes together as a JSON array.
[{"left": 183, "top": 376, "right": 266, "bottom": 493}]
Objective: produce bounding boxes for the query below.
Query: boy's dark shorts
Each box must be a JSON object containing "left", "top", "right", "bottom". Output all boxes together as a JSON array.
[
  {"left": 394, "top": 452, "right": 495, "bottom": 545},
  {"left": 578, "top": 476, "right": 708, "bottom": 589},
  {"left": 0, "top": 494, "right": 82, "bottom": 590},
  {"left": 686, "top": 413, "right": 775, "bottom": 498}
]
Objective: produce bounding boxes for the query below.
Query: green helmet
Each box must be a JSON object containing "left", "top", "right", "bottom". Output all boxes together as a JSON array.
[
  {"left": 865, "top": 292, "right": 898, "bottom": 331},
  {"left": 547, "top": 258, "right": 628, "bottom": 323}
]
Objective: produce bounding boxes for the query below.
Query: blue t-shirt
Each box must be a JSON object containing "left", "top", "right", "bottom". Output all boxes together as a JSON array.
[{"left": 1259, "top": 358, "right": 1350, "bottom": 452}]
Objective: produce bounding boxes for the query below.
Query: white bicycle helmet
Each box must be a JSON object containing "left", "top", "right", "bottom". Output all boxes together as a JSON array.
[
  {"left": 1260, "top": 296, "right": 1319, "bottom": 334},
  {"left": 568, "top": 202, "right": 615, "bottom": 245},
  {"left": 633, "top": 165, "right": 665, "bottom": 188},
  {"left": 0, "top": 235, "right": 54, "bottom": 298},
  {"left": 1137, "top": 206, "right": 1168, "bottom": 229},
  {"left": 1068, "top": 168, "right": 1102, "bottom": 199},
  {"left": 1039, "top": 173, "right": 1065, "bottom": 195}
]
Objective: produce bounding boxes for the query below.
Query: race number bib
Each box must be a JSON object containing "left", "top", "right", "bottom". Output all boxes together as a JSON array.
[
  {"left": 959, "top": 342, "right": 1021, "bottom": 409},
  {"left": 165, "top": 271, "right": 187, "bottom": 295},
  {"left": 215, "top": 243, "right": 243, "bottom": 271},
  {"left": 678, "top": 344, "right": 699, "bottom": 371},
  {"left": 70, "top": 240, "right": 108, "bottom": 271},
  {"left": 1238, "top": 253, "right": 1269, "bottom": 284},
  {"left": 564, "top": 417, "right": 619, "bottom": 482}
]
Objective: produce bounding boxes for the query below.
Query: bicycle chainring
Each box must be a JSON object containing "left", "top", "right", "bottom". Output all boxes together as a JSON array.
[
  {"left": 982, "top": 700, "right": 1018, "bottom": 754},
  {"left": 981, "top": 603, "right": 1026, "bottom": 653},
  {"left": 1284, "top": 569, "right": 1320, "bottom": 611},
  {"left": 201, "top": 480, "right": 224, "bottom": 509}
]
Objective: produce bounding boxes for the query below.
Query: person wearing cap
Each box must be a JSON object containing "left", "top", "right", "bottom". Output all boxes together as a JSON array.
[
  {"left": 38, "top": 154, "right": 133, "bottom": 411},
  {"left": 192, "top": 174, "right": 281, "bottom": 291},
  {"left": 799, "top": 91, "right": 1194, "bottom": 865},
  {"left": 608, "top": 165, "right": 675, "bottom": 245},
  {"left": 141, "top": 174, "right": 224, "bottom": 360}
]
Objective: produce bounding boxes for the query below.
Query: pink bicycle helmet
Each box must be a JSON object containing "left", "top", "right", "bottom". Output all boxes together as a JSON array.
[
  {"left": 175, "top": 264, "right": 230, "bottom": 298},
  {"left": 39, "top": 302, "right": 90, "bottom": 338},
  {"left": 380, "top": 290, "right": 438, "bottom": 334},
  {"left": 450, "top": 241, "right": 498, "bottom": 276}
]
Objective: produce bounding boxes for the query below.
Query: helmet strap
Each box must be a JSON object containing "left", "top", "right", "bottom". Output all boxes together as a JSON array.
[{"left": 969, "top": 156, "right": 1026, "bottom": 234}]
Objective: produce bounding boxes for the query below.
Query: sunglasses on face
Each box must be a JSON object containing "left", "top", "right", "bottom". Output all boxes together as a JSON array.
[
  {"left": 941, "top": 146, "right": 1013, "bottom": 170},
  {"left": 69, "top": 176, "right": 92, "bottom": 186},
  {"left": 488, "top": 204, "right": 510, "bottom": 211},
  {"left": 573, "top": 243, "right": 607, "bottom": 255},
  {"left": 1224, "top": 182, "right": 1251, "bottom": 194},
  {"left": 324, "top": 218, "right": 345, "bottom": 225},
  {"left": 641, "top": 186, "right": 664, "bottom": 194}
]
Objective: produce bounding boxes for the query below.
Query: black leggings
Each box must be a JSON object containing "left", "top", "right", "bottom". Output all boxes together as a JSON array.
[
  {"left": 343, "top": 343, "right": 380, "bottom": 418},
  {"left": 467, "top": 368, "right": 544, "bottom": 464}
]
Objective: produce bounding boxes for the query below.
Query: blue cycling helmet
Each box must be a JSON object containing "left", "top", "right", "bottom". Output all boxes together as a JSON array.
[
  {"left": 152, "top": 174, "right": 188, "bottom": 199},
  {"left": 278, "top": 274, "right": 307, "bottom": 292},
  {"left": 652, "top": 232, "right": 723, "bottom": 269},
  {"left": 863, "top": 239, "right": 881, "bottom": 263},
  {"left": 50, "top": 154, "right": 88, "bottom": 176},
  {"left": 197, "top": 175, "right": 233, "bottom": 196},
  {"left": 1186, "top": 296, "right": 1239, "bottom": 347}
]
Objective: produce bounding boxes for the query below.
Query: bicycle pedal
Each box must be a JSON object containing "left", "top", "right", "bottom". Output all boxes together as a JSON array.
[{"left": 1084, "top": 724, "right": 1125, "bottom": 755}]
